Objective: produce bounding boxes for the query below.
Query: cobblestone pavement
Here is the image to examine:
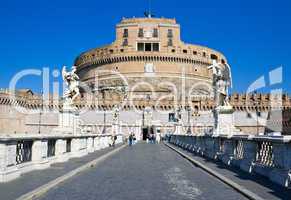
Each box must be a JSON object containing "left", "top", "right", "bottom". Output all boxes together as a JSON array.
[
  {"left": 167, "top": 143, "right": 291, "bottom": 200},
  {"left": 0, "top": 146, "right": 121, "bottom": 200},
  {"left": 40, "top": 143, "right": 247, "bottom": 200}
]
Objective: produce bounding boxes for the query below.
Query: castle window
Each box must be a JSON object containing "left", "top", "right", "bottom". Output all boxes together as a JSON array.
[
  {"left": 109, "top": 49, "right": 114, "bottom": 53},
  {"left": 172, "top": 49, "right": 176, "bottom": 53},
  {"left": 138, "top": 43, "right": 144, "bottom": 51},
  {"left": 210, "top": 54, "right": 218, "bottom": 60},
  {"left": 153, "top": 28, "right": 158, "bottom": 38},
  {"left": 203, "top": 52, "right": 206, "bottom": 57},
  {"left": 137, "top": 42, "right": 159, "bottom": 52},
  {"left": 221, "top": 59, "right": 226, "bottom": 64},
  {"left": 120, "top": 49, "right": 124, "bottom": 52},
  {"left": 193, "top": 51, "right": 197, "bottom": 55},
  {"left": 167, "top": 29, "right": 173, "bottom": 38},
  {"left": 145, "top": 43, "right": 151, "bottom": 51},
  {"left": 168, "top": 39, "right": 173, "bottom": 46},
  {"left": 169, "top": 113, "right": 176, "bottom": 122},
  {"left": 122, "top": 39, "right": 128, "bottom": 46},
  {"left": 123, "top": 29, "right": 128, "bottom": 38},
  {"left": 183, "top": 49, "right": 188, "bottom": 54},
  {"left": 138, "top": 28, "right": 144, "bottom": 38},
  {"left": 153, "top": 43, "right": 159, "bottom": 51}
]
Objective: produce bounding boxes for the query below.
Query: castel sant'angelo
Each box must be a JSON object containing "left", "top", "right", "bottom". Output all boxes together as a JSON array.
[{"left": 0, "top": 15, "right": 290, "bottom": 136}]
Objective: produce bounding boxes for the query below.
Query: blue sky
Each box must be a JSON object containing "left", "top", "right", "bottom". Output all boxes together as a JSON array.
[{"left": 0, "top": 0, "right": 290, "bottom": 94}]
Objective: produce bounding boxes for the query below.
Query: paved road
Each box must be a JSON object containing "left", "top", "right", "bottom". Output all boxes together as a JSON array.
[
  {"left": 167, "top": 143, "right": 291, "bottom": 200},
  {"left": 0, "top": 145, "right": 121, "bottom": 200},
  {"left": 40, "top": 143, "right": 247, "bottom": 200}
]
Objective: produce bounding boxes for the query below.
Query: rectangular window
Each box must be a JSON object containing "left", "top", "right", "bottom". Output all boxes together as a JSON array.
[
  {"left": 169, "top": 113, "right": 176, "bottom": 122},
  {"left": 168, "top": 39, "right": 173, "bottom": 46},
  {"left": 137, "top": 43, "right": 144, "bottom": 51},
  {"left": 123, "top": 29, "right": 128, "bottom": 38},
  {"left": 122, "top": 39, "right": 128, "bottom": 46},
  {"left": 138, "top": 28, "right": 144, "bottom": 38},
  {"left": 145, "top": 43, "right": 152, "bottom": 51},
  {"left": 153, "top": 43, "right": 159, "bottom": 51},
  {"left": 167, "top": 29, "right": 173, "bottom": 38},
  {"left": 153, "top": 28, "right": 158, "bottom": 37}
]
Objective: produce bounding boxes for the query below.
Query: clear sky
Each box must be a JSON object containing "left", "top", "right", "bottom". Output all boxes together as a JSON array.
[{"left": 0, "top": 0, "right": 290, "bottom": 94}]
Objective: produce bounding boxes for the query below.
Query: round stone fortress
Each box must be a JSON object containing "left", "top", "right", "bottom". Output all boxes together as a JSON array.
[{"left": 74, "top": 17, "right": 228, "bottom": 100}]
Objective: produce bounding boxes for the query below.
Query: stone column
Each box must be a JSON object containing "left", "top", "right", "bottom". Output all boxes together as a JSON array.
[
  {"left": 70, "top": 138, "right": 81, "bottom": 157},
  {"left": 87, "top": 137, "right": 94, "bottom": 153},
  {"left": 32, "top": 139, "right": 50, "bottom": 170},
  {"left": 221, "top": 139, "right": 235, "bottom": 165},
  {"left": 270, "top": 143, "right": 291, "bottom": 187},
  {"left": 0, "top": 141, "right": 20, "bottom": 182},
  {"left": 205, "top": 137, "right": 216, "bottom": 159},
  {"left": 240, "top": 139, "right": 257, "bottom": 173},
  {"left": 55, "top": 139, "right": 68, "bottom": 162},
  {"left": 94, "top": 136, "right": 101, "bottom": 151}
]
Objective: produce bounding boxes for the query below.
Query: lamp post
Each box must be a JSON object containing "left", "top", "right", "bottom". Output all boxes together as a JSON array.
[
  {"left": 38, "top": 91, "right": 43, "bottom": 134},
  {"left": 253, "top": 91, "right": 260, "bottom": 135},
  {"left": 101, "top": 89, "right": 106, "bottom": 134}
]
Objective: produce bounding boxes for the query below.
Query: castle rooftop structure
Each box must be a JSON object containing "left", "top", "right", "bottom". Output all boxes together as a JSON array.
[{"left": 74, "top": 17, "right": 227, "bottom": 101}]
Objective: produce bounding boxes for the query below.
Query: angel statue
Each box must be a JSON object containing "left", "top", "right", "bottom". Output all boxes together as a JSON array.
[
  {"left": 174, "top": 107, "right": 182, "bottom": 123},
  {"left": 208, "top": 60, "right": 232, "bottom": 107},
  {"left": 62, "top": 66, "right": 80, "bottom": 104},
  {"left": 112, "top": 105, "right": 120, "bottom": 122}
]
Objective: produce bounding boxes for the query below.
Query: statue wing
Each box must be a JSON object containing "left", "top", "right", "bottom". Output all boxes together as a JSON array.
[
  {"left": 62, "top": 66, "right": 70, "bottom": 86},
  {"left": 224, "top": 63, "right": 232, "bottom": 88},
  {"left": 62, "top": 66, "right": 67, "bottom": 80}
]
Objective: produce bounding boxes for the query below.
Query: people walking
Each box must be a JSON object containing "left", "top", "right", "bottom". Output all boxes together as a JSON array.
[
  {"left": 111, "top": 135, "right": 117, "bottom": 147},
  {"left": 156, "top": 132, "right": 161, "bottom": 144},
  {"left": 128, "top": 133, "right": 133, "bottom": 146}
]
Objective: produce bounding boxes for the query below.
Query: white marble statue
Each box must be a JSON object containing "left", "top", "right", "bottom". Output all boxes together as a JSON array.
[
  {"left": 175, "top": 107, "right": 182, "bottom": 123},
  {"left": 208, "top": 60, "right": 232, "bottom": 107},
  {"left": 62, "top": 66, "right": 80, "bottom": 104},
  {"left": 112, "top": 105, "right": 120, "bottom": 122}
]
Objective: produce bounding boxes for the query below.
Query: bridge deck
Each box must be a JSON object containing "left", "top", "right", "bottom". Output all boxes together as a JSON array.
[
  {"left": 1, "top": 143, "right": 290, "bottom": 200},
  {"left": 40, "top": 143, "right": 247, "bottom": 200}
]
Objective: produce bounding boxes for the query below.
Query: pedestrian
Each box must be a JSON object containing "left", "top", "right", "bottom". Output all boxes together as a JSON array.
[
  {"left": 128, "top": 133, "right": 133, "bottom": 146},
  {"left": 111, "top": 135, "right": 117, "bottom": 147},
  {"left": 156, "top": 132, "right": 161, "bottom": 144},
  {"left": 133, "top": 134, "right": 136, "bottom": 145}
]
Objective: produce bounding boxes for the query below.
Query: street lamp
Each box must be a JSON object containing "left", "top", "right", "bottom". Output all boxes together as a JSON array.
[
  {"left": 253, "top": 91, "right": 260, "bottom": 135},
  {"left": 38, "top": 91, "right": 43, "bottom": 134}
]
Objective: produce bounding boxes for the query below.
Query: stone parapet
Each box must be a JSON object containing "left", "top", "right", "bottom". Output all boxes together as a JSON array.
[
  {"left": 169, "top": 134, "right": 291, "bottom": 188},
  {"left": 0, "top": 133, "right": 123, "bottom": 182}
]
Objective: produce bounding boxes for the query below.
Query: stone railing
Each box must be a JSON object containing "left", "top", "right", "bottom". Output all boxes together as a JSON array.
[
  {"left": 0, "top": 133, "right": 124, "bottom": 182},
  {"left": 169, "top": 134, "right": 291, "bottom": 188}
]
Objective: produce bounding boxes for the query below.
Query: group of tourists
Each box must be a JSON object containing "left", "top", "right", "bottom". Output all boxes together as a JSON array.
[{"left": 127, "top": 132, "right": 161, "bottom": 146}]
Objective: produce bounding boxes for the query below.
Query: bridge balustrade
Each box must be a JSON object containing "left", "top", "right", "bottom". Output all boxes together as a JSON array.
[
  {"left": 169, "top": 134, "right": 291, "bottom": 188},
  {"left": 0, "top": 134, "right": 123, "bottom": 182}
]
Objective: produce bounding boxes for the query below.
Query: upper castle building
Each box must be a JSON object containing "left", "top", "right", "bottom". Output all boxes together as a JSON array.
[{"left": 74, "top": 17, "right": 227, "bottom": 101}]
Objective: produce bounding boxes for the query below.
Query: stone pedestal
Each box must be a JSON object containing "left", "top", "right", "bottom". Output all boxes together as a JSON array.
[
  {"left": 174, "top": 123, "right": 183, "bottom": 135},
  {"left": 0, "top": 142, "right": 20, "bottom": 182},
  {"left": 32, "top": 140, "right": 50, "bottom": 170},
  {"left": 56, "top": 103, "right": 80, "bottom": 135},
  {"left": 111, "top": 123, "right": 119, "bottom": 136},
  {"left": 214, "top": 106, "right": 241, "bottom": 136}
]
